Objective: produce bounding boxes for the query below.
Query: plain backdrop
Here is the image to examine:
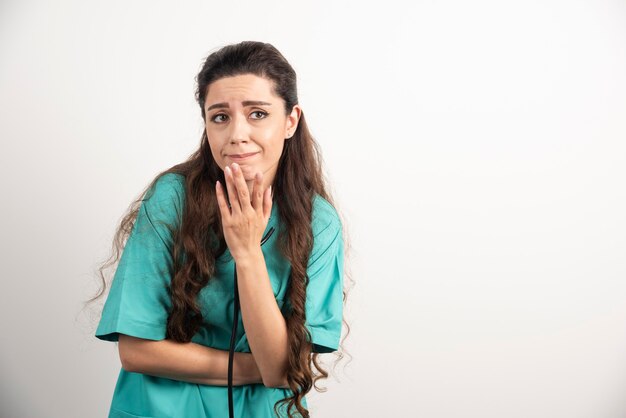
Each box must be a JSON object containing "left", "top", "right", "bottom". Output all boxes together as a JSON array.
[{"left": 1, "top": 0, "right": 625, "bottom": 417}]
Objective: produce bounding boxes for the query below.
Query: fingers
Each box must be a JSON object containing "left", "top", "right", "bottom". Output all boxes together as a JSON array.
[
  {"left": 224, "top": 165, "right": 241, "bottom": 215},
  {"left": 215, "top": 180, "right": 231, "bottom": 220},
  {"left": 233, "top": 164, "right": 253, "bottom": 212},
  {"left": 224, "top": 163, "right": 270, "bottom": 219},
  {"left": 252, "top": 172, "right": 264, "bottom": 213},
  {"left": 263, "top": 184, "right": 272, "bottom": 220}
]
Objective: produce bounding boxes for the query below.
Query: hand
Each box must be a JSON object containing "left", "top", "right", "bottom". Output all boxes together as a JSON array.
[{"left": 215, "top": 162, "right": 272, "bottom": 263}]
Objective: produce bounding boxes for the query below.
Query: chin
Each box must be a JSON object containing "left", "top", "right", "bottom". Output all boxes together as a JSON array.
[{"left": 238, "top": 165, "right": 257, "bottom": 180}]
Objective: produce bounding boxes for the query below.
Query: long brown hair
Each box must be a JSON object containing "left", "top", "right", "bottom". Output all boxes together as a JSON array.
[{"left": 86, "top": 40, "right": 353, "bottom": 418}]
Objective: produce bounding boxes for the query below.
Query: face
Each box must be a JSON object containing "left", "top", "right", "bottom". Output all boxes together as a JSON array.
[{"left": 204, "top": 73, "right": 301, "bottom": 194}]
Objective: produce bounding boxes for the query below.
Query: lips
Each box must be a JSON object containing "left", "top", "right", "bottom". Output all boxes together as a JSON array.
[{"left": 229, "top": 152, "right": 258, "bottom": 158}]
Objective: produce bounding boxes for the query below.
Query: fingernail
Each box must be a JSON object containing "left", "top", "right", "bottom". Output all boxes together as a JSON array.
[
  {"left": 225, "top": 166, "right": 231, "bottom": 175},
  {"left": 232, "top": 163, "right": 238, "bottom": 172}
]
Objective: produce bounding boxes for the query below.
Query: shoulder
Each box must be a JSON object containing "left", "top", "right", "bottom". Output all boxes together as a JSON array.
[
  {"left": 146, "top": 172, "right": 185, "bottom": 200},
  {"left": 311, "top": 193, "right": 342, "bottom": 239},
  {"left": 308, "top": 194, "right": 344, "bottom": 266},
  {"left": 142, "top": 172, "right": 186, "bottom": 221}
]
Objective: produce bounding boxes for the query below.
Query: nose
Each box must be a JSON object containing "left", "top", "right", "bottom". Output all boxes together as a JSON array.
[{"left": 228, "top": 113, "right": 250, "bottom": 144}]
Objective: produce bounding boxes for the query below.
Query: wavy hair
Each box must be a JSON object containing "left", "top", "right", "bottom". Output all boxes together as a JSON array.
[{"left": 86, "top": 40, "right": 353, "bottom": 418}]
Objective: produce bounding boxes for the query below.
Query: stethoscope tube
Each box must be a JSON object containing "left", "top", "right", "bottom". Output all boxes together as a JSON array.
[{"left": 228, "top": 226, "right": 276, "bottom": 418}]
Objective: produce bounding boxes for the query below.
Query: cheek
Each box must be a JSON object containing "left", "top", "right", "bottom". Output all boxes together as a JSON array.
[
  {"left": 270, "top": 139, "right": 286, "bottom": 157},
  {"left": 206, "top": 137, "right": 224, "bottom": 168}
]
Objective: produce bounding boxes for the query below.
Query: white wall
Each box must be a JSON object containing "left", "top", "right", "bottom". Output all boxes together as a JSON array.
[{"left": 1, "top": 0, "right": 625, "bottom": 417}]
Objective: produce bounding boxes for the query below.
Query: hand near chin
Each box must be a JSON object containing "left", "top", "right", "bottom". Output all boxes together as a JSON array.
[{"left": 215, "top": 162, "right": 272, "bottom": 263}]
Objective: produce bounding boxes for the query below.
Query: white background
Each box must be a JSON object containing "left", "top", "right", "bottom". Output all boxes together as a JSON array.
[{"left": 1, "top": 0, "right": 625, "bottom": 417}]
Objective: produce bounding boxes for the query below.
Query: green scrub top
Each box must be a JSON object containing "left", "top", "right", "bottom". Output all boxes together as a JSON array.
[{"left": 95, "top": 173, "right": 344, "bottom": 418}]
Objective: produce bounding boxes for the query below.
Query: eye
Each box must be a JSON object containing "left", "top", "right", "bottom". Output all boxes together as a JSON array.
[
  {"left": 250, "top": 110, "right": 268, "bottom": 120},
  {"left": 210, "top": 113, "right": 228, "bottom": 123}
]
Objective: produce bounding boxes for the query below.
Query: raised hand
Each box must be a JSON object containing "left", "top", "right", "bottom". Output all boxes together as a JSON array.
[{"left": 215, "top": 162, "right": 273, "bottom": 263}]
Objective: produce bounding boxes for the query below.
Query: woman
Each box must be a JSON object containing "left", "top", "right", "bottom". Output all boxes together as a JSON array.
[{"left": 89, "top": 41, "right": 350, "bottom": 418}]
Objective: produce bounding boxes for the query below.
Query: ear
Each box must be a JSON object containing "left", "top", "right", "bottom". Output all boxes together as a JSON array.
[{"left": 285, "top": 105, "right": 302, "bottom": 139}]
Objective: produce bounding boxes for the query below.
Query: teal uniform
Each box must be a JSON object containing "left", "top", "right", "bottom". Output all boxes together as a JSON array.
[{"left": 95, "top": 173, "right": 344, "bottom": 418}]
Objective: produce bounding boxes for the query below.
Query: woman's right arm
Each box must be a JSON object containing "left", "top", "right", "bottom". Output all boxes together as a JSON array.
[{"left": 118, "top": 334, "right": 268, "bottom": 387}]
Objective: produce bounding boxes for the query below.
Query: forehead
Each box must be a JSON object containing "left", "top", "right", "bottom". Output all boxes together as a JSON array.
[{"left": 205, "top": 74, "right": 279, "bottom": 102}]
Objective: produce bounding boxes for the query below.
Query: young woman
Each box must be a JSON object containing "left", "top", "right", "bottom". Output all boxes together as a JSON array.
[{"left": 89, "top": 41, "right": 350, "bottom": 418}]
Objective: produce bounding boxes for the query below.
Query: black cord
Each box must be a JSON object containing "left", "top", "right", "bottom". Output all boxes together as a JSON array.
[{"left": 228, "top": 226, "right": 276, "bottom": 418}]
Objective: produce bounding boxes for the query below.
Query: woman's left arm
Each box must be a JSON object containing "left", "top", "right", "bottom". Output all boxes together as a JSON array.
[
  {"left": 215, "top": 162, "right": 290, "bottom": 388},
  {"left": 235, "top": 251, "right": 290, "bottom": 388}
]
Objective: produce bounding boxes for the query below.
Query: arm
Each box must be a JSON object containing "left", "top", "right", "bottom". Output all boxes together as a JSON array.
[
  {"left": 215, "top": 164, "right": 290, "bottom": 388},
  {"left": 236, "top": 251, "right": 290, "bottom": 388},
  {"left": 118, "top": 334, "right": 276, "bottom": 387}
]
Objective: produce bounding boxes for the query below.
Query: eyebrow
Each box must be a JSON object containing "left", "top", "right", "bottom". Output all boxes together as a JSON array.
[{"left": 206, "top": 100, "right": 272, "bottom": 112}]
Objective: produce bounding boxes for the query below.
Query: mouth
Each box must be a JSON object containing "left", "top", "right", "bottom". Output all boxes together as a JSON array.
[{"left": 228, "top": 152, "right": 259, "bottom": 161}]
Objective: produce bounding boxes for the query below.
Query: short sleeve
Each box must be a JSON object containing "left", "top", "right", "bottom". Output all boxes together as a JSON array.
[
  {"left": 95, "top": 173, "right": 184, "bottom": 342},
  {"left": 304, "top": 196, "right": 345, "bottom": 354}
]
